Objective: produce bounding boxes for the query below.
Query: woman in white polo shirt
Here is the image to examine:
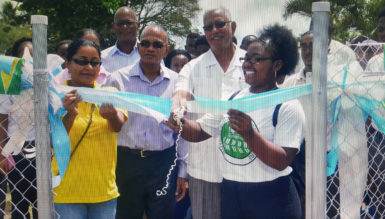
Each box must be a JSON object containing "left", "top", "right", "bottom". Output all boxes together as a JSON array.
[{"left": 167, "top": 24, "right": 305, "bottom": 219}]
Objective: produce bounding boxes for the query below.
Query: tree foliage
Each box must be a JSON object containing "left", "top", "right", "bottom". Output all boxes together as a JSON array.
[
  {"left": 283, "top": 0, "right": 385, "bottom": 42},
  {"left": 0, "top": 2, "right": 32, "bottom": 54},
  {"left": 9, "top": 0, "right": 200, "bottom": 51}
]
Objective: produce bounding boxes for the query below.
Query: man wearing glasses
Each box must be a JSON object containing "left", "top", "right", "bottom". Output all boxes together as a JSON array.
[
  {"left": 169, "top": 7, "right": 247, "bottom": 219},
  {"left": 105, "top": 25, "right": 187, "bottom": 219},
  {"left": 102, "top": 6, "right": 141, "bottom": 73}
]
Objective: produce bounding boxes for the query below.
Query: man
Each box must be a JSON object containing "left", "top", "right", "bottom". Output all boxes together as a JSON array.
[
  {"left": 185, "top": 33, "right": 200, "bottom": 59},
  {"left": 102, "top": 6, "right": 140, "bottom": 73},
  {"left": 105, "top": 25, "right": 186, "bottom": 219},
  {"left": 170, "top": 7, "right": 247, "bottom": 219}
]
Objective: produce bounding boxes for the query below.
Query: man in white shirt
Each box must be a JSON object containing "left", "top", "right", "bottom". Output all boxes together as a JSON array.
[
  {"left": 169, "top": 7, "right": 247, "bottom": 219},
  {"left": 101, "top": 7, "right": 141, "bottom": 73}
]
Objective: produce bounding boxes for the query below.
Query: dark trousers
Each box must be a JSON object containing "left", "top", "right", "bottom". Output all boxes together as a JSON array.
[
  {"left": 115, "top": 146, "right": 177, "bottom": 219},
  {"left": 221, "top": 176, "right": 301, "bottom": 219},
  {"left": 0, "top": 142, "right": 37, "bottom": 219}
]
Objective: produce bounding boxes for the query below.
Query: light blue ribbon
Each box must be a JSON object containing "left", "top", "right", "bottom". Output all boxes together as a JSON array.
[{"left": 326, "top": 66, "right": 348, "bottom": 177}]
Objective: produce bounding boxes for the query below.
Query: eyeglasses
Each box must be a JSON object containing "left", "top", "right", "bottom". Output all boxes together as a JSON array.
[
  {"left": 239, "top": 56, "right": 273, "bottom": 64},
  {"left": 115, "top": 20, "right": 137, "bottom": 27},
  {"left": 139, "top": 40, "right": 164, "bottom": 49},
  {"left": 203, "top": 21, "right": 231, "bottom": 32},
  {"left": 72, "top": 59, "right": 102, "bottom": 67}
]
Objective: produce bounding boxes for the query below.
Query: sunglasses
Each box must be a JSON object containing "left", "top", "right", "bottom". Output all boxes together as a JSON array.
[
  {"left": 115, "top": 20, "right": 137, "bottom": 27},
  {"left": 203, "top": 21, "right": 231, "bottom": 32},
  {"left": 239, "top": 56, "right": 273, "bottom": 64},
  {"left": 139, "top": 40, "right": 164, "bottom": 49},
  {"left": 72, "top": 59, "right": 102, "bottom": 67}
]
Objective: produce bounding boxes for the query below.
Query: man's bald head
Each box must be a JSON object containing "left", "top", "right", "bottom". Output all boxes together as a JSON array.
[
  {"left": 140, "top": 25, "right": 168, "bottom": 43},
  {"left": 114, "top": 7, "right": 137, "bottom": 23}
]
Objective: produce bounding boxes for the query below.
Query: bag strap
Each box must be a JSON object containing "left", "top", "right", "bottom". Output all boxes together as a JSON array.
[
  {"left": 70, "top": 104, "right": 95, "bottom": 158},
  {"left": 272, "top": 103, "right": 282, "bottom": 127},
  {"left": 228, "top": 90, "right": 241, "bottom": 100}
]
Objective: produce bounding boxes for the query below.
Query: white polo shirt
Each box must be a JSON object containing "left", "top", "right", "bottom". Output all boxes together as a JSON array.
[{"left": 175, "top": 47, "right": 248, "bottom": 182}]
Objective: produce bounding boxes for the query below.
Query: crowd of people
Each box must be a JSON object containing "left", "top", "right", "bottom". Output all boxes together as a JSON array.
[{"left": 0, "top": 4, "right": 384, "bottom": 219}]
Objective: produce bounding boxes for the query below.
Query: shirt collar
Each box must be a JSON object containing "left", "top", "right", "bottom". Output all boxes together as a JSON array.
[
  {"left": 205, "top": 45, "right": 243, "bottom": 69},
  {"left": 128, "top": 61, "right": 171, "bottom": 82},
  {"left": 112, "top": 39, "right": 139, "bottom": 56}
]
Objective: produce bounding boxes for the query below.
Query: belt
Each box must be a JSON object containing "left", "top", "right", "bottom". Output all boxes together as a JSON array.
[{"left": 118, "top": 146, "right": 174, "bottom": 158}]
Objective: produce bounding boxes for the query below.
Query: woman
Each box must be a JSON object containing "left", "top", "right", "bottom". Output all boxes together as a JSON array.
[
  {"left": 55, "top": 29, "right": 110, "bottom": 85},
  {"left": 167, "top": 24, "right": 304, "bottom": 219},
  {"left": 164, "top": 49, "right": 191, "bottom": 73},
  {"left": 52, "top": 38, "right": 127, "bottom": 219}
]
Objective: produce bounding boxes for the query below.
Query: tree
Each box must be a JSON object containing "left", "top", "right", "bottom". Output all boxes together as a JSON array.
[
  {"left": 283, "top": 0, "right": 385, "bottom": 42},
  {"left": 11, "top": 0, "right": 200, "bottom": 51},
  {"left": 0, "top": 1, "right": 32, "bottom": 55}
]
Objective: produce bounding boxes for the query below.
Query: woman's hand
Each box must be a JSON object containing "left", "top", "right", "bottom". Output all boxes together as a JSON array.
[
  {"left": 227, "top": 109, "right": 253, "bottom": 137},
  {"left": 99, "top": 103, "right": 119, "bottom": 120},
  {"left": 100, "top": 103, "right": 126, "bottom": 132},
  {"left": 62, "top": 89, "right": 81, "bottom": 117}
]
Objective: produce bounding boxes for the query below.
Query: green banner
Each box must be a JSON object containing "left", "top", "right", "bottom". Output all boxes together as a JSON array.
[{"left": 0, "top": 56, "right": 24, "bottom": 95}]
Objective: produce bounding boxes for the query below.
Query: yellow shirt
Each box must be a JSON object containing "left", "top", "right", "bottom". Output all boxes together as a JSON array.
[{"left": 52, "top": 84, "right": 126, "bottom": 203}]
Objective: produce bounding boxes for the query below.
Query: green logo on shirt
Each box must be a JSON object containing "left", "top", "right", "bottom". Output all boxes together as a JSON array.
[{"left": 219, "top": 118, "right": 257, "bottom": 165}]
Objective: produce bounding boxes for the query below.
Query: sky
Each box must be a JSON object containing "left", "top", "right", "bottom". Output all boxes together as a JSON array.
[{"left": 173, "top": 0, "right": 311, "bottom": 48}]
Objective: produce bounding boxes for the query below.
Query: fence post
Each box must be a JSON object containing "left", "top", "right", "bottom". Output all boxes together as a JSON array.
[
  {"left": 31, "top": 15, "right": 54, "bottom": 218},
  {"left": 310, "top": 2, "right": 329, "bottom": 219}
]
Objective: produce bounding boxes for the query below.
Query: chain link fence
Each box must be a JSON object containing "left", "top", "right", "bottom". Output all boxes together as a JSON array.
[
  {"left": 325, "top": 41, "right": 385, "bottom": 218},
  {"left": 0, "top": 95, "right": 38, "bottom": 219}
]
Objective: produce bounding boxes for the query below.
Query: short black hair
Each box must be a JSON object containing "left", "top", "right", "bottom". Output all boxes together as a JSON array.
[
  {"left": 164, "top": 49, "right": 191, "bottom": 68},
  {"left": 194, "top": 35, "right": 209, "bottom": 49},
  {"left": 186, "top": 33, "right": 200, "bottom": 40},
  {"left": 73, "top": 28, "right": 101, "bottom": 44},
  {"left": 240, "top": 35, "right": 258, "bottom": 50},
  {"left": 55, "top": 40, "right": 72, "bottom": 53},
  {"left": 66, "top": 38, "right": 101, "bottom": 62},
  {"left": 257, "top": 24, "right": 298, "bottom": 77},
  {"left": 11, "top": 37, "right": 32, "bottom": 57}
]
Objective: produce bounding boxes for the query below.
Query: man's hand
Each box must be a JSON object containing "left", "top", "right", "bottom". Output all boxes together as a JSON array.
[{"left": 175, "top": 177, "right": 188, "bottom": 202}]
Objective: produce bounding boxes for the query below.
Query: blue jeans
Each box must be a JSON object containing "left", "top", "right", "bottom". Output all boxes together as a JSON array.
[{"left": 54, "top": 198, "right": 116, "bottom": 219}]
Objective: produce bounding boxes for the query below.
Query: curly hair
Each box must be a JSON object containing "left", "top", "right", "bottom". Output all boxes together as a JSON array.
[{"left": 258, "top": 24, "right": 298, "bottom": 78}]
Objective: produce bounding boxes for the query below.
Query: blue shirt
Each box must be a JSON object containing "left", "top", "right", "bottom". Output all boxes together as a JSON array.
[
  {"left": 101, "top": 41, "right": 140, "bottom": 73},
  {"left": 105, "top": 61, "right": 179, "bottom": 151}
]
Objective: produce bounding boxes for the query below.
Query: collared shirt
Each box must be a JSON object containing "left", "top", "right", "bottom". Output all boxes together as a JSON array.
[
  {"left": 175, "top": 46, "right": 248, "bottom": 182},
  {"left": 105, "top": 61, "right": 188, "bottom": 177},
  {"left": 101, "top": 40, "right": 140, "bottom": 73}
]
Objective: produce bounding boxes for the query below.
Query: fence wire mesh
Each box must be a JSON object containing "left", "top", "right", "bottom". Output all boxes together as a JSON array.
[
  {"left": 326, "top": 42, "right": 385, "bottom": 219},
  {"left": 0, "top": 95, "right": 37, "bottom": 219}
]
